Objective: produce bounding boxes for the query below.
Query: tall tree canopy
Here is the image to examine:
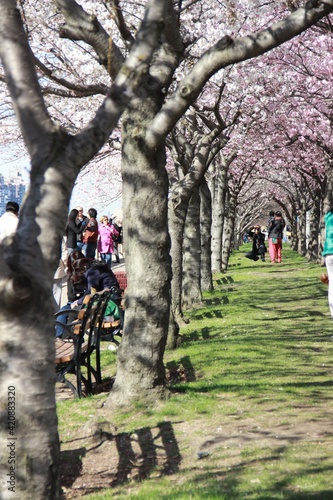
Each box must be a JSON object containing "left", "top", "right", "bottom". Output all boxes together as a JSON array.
[{"left": 1, "top": 1, "right": 333, "bottom": 498}]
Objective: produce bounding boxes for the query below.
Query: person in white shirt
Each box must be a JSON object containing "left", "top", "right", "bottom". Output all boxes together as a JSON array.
[{"left": 0, "top": 201, "right": 19, "bottom": 242}]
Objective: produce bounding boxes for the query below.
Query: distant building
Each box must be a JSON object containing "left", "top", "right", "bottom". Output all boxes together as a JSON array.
[{"left": 0, "top": 171, "right": 26, "bottom": 216}]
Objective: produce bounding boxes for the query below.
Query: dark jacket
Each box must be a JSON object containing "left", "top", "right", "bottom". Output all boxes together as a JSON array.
[
  {"left": 65, "top": 220, "right": 84, "bottom": 249},
  {"left": 249, "top": 230, "right": 266, "bottom": 255},
  {"left": 77, "top": 262, "right": 120, "bottom": 305},
  {"left": 269, "top": 216, "right": 285, "bottom": 239},
  {"left": 76, "top": 215, "right": 88, "bottom": 242}
]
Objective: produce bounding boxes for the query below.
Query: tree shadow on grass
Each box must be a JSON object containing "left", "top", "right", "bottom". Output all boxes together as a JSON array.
[
  {"left": 183, "top": 449, "right": 333, "bottom": 500},
  {"left": 59, "top": 447, "right": 86, "bottom": 489},
  {"left": 205, "top": 296, "right": 229, "bottom": 307},
  {"left": 214, "top": 276, "right": 235, "bottom": 285},
  {"left": 194, "top": 308, "right": 225, "bottom": 320},
  {"left": 59, "top": 421, "right": 182, "bottom": 493},
  {"left": 181, "top": 325, "right": 220, "bottom": 342},
  {"left": 166, "top": 356, "right": 196, "bottom": 383}
]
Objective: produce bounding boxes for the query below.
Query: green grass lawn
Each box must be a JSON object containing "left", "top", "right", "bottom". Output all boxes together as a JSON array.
[{"left": 57, "top": 245, "right": 333, "bottom": 499}]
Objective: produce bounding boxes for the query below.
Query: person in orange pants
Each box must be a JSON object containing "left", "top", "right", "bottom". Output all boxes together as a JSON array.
[{"left": 268, "top": 211, "right": 285, "bottom": 263}]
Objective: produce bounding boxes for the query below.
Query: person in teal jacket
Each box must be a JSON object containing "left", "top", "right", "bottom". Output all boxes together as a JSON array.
[{"left": 322, "top": 208, "right": 333, "bottom": 319}]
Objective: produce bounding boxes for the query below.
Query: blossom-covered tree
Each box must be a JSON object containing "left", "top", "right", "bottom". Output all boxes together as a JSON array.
[{"left": 1, "top": 1, "right": 333, "bottom": 497}]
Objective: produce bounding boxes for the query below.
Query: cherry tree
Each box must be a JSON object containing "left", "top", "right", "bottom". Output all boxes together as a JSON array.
[{"left": 1, "top": 1, "right": 333, "bottom": 497}]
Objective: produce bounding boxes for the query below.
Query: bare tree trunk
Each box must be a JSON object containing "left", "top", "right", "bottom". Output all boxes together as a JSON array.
[
  {"left": 182, "top": 190, "right": 202, "bottom": 310},
  {"left": 289, "top": 210, "right": 299, "bottom": 252},
  {"left": 168, "top": 196, "right": 189, "bottom": 326},
  {"left": 306, "top": 194, "right": 321, "bottom": 262},
  {"left": 0, "top": 299, "right": 60, "bottom": 500},
  {"left": 107, "top": 102, "right": 172, "bottom": 405},
  {"left": 211, "top": 160, "right": 228, "bottom": 273},
  {"left": 298, "top": 202, "right": 307, "bottom": 256},
  {"left": 200, "top": 179, "right": 213, "bottom": 292},
  {"left": 166, "top": 307, "right": 180, "bottom": 350},
  {"left": 221, "top": 193, "right": 236, "bottom": 273}
]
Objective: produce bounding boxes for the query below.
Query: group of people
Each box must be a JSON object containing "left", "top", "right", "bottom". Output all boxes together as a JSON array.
[
  {"left": 245, "top": 210, "right": 286, "bottom": 263},
  {"left": 65, "top": 205, "right": 123, "bottom": 265},
  {"left": 55, "top": 250, "right": 122, "bottom": 338},
  {"left": 54, "top": 206, "right": 123, "bottom": 311}
]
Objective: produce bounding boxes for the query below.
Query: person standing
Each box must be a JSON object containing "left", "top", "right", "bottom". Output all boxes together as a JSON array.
[
  {"left": 53, "top": 237, "right": 68, "bottom": 311},
  {"left": 98, "top": 215, "right": 119, "bottom": 268},
  {"left": 112, "top": 217, "right": 123, "bottom": 263},
  {"left": 0, "top": 201, "right": 19, "bottom": 242},
  {"left": 75, "top": 206, "right": 88, "bottom": 251},
  {"left": 65, "top": 208, "right": 84, "bottom": 254},
  {"left": 268, "top": 211, "right": 285, "bottom": 263},
  {"left": 267, "top": 210, "right": 275, "bottom": 262},
  {"left": 82, "top": 208, "right": 99, "bottom": 259},
  {"left": 322, "top": 206, "right": 333, "bottom": 320}
]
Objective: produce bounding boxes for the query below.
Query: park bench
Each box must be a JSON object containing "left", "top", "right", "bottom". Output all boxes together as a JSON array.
[
  {"left": 54, "top": 293, "right": 106, "bottom": 397},
  {"left": 93, "top": 272, "right": 126, "bottom": 352},
  {"left": 92, "top": 289, "right": 124, "bottom": 381},
  {"left": 54, "top": 288, "right": 125, "bottom": 397}
]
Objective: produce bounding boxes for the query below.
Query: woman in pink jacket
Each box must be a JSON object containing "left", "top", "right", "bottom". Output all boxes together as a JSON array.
[{"left": 97, "top": 215, "right": 119, "bottom": 268}]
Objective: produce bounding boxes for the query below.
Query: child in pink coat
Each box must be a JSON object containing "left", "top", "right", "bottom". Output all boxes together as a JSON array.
[{"left": 97, "top": 215, "right": 119, "bottom": 268}]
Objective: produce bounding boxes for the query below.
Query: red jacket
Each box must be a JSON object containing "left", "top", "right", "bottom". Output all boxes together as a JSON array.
[{"left": 83, "top": 218, "right": 98, "bottom": 243}]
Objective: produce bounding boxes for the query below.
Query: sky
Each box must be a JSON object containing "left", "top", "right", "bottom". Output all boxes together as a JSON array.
[
  {"left": 0, "top": 156, "right": 122, "bottom": 219},
  {"left": 0, "top": 154, "right": 30, "bottom": 182}
]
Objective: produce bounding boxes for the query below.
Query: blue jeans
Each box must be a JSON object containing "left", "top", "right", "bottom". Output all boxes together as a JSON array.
[
  {"left": 83, "top": 242, "right": 97, "bottom": 259},
  {"left": 55, "top": 303, "right": 80, "bottom": 338},
  {"left": 100, "top": 253, "right": 112, "bottom": 268}
]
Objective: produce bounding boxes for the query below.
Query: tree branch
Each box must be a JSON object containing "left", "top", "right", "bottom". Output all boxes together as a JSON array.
[
  {"left": 146, "top": 0, "right": 333, "bottom": 149},
  {"left": 54, "top": 0, "right": 125, "bottom": 79}
]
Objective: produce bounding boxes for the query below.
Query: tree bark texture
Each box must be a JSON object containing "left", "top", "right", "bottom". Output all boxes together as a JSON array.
[
  {"left": 182, "top": 190, "right": 203, "bottom": 310},
  {"left": 200, "top": 179, "right": 213, "bottom": 292},
  {"left": 168, "top": 196, "right": 188, "bottom": 325},
  {"left": 0, "top": 264, "right": 60, "bottom": 500},
  {"left": 298, "top": 201, "right": 307, "bottom": 257},
  {"left": 221, "top": 193, "right": 236, "bottom": 273},
  {"left": 106, "top": 99, "right": 172, "bottom": 405},
  {"left": 210, "top": 160, "right": 228, "bottom": 273},
  {"left": 306, "top": 194, "right": 321, "bottom": 262}
]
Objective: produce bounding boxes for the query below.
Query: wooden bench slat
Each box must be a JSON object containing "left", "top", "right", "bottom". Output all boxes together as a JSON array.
[
  {"left": 102, "top": 319, "right": 121, "bottom": 329},
  {"left": 55, "top": 340, "right": 88, "bottom": 364}
]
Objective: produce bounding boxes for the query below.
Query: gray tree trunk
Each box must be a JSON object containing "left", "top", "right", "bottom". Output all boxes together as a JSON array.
[
  {"left": 168, "top": 196, "right": 189, "bottom": 326},
  {"left": 182, "top": 190, "right": 203, "bottom": 310},
  {"left": 297, "top": 202, "right": 307, "bottom": 257},
  {"left": 221, "top": 193, "right": 236, "bottom": 272},
  {"left": 211, "top": 158, "right": 229, "bottom": 273},
  {"left": 106, "top": 102, "right": 172, "bottom": 405},
  {"left": 200, "top": 179, "right": 213, "bottom": 292},
  {"left": 306, "top": 194, "right": 321, "bottom": 262}
]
